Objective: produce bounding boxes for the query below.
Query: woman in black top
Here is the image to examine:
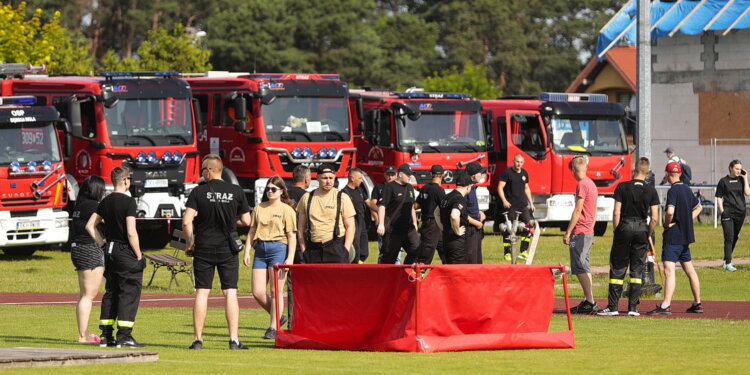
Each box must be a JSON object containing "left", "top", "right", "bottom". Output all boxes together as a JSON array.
[
  {"left": 70, "top": 175, "right": 106, "bottom": 343},
  {"left": 715, "top": 160, "right": 750, "bottom": 272}
]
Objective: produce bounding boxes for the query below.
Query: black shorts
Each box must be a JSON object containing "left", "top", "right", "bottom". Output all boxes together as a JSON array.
[{"left": 193, "top": 247, "right": 239, "bottom": 290}]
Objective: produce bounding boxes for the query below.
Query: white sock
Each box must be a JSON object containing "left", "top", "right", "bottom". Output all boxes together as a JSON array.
[{"left": 661, "top": 302, "right": 670, "bottom": 309}]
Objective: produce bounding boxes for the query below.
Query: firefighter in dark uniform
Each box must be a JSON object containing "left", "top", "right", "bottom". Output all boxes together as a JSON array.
[
  {"left": 377, "top": 163, "right": 420, "bottom": 264},
  {"left": 464, "top": 162, "right": 486, "bottom": 264},
  {"left": 597, "top": 158, "right": 659, "bottom": 316},
  {"left": 414, "top": 165, "right": 446, "bottom": 264},
  {"left": 497, "top": 154, "right": 535, "bottom": 262},
  {"left": 183, "top": 154, "right": 252, "bottom": 350},
  {"left": 439, "top": 171, "right": 473, "bottom": 264},
  {"left": 86, "top": 166, "right": 145, "bottom": 348},
  {"left": 370, "top": 166, "right": 397, "bottom": 262}
]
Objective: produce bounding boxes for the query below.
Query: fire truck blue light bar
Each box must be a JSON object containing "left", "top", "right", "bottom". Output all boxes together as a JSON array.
[
  {"left": 394, "top": 92, "right": 470, "bottom": 99},
  {"left": 0, "top": 96, "right": 36, "bottom": 105},
  {"left": 540, "top": 92, "right": 608, "bottom": 103}
]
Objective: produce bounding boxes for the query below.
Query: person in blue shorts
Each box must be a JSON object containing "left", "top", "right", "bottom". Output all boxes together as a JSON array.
[{"left": 647, "top": 162, "right": 703, "bottom": 316}]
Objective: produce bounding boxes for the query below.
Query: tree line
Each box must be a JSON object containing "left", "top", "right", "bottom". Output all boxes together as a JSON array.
[{"left": 2, "top": 0, "right": 625, "bottom": 98}]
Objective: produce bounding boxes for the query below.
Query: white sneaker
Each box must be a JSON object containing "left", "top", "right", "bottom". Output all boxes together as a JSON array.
[
  {"left": 596, "top": 307, "right": 619, "bottom": 316},
  {"left": 724, "top": 262, "right": 737, "bottom": 272},
  {"left": 628, "top": 310, "right": 641, "bottom": 317}
]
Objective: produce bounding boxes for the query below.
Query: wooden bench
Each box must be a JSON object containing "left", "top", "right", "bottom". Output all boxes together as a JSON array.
[{"left": 144, "top": 229, "right": 192, "bottom": 290}]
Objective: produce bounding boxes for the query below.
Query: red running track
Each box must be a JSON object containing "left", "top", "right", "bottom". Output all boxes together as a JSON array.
[{"left": 2, "top": 293, "right": 749, "bottom": 320}]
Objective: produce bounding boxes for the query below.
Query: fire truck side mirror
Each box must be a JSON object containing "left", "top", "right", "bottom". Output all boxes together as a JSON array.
[
  {"left": 64, "top": 95, "right": 83, "bottom": 137},
  {"left": 233, "top": 96, "right": 247, "bottom": 121}
]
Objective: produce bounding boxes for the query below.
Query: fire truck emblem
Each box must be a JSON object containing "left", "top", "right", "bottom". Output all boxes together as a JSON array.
[
  {"left": 229, "top": 147, "right": 245, "bottom": 163},
  {"left": 368, "top": 147, "right": 384, "bottom": 161},
  {"left": 75, "top": 149, "right": 91, "bottom": 175},
  {"left": 443, "top": 170, "right": 454, "bottom": 183}
]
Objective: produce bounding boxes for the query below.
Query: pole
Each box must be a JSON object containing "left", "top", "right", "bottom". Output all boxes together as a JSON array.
[{"left": 636, "top": 0, "right": 652, "bottom": 162}]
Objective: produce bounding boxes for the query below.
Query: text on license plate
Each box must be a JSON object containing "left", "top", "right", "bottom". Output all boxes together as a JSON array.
[
  {"left": 144, "top": 179, "right": 169, "bottom": 188},
  {"left": 596, "top": 214, "right": 610, "bottom": 221},
  {"left": 17, "top": 221, "right": 40, "bottom": 230}
]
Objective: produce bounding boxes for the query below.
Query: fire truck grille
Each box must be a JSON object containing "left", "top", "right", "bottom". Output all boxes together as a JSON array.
[
  {"left": 414, "top": 169, "right": 462, "bottom": 185},
  {"left": 278, "top": 154, "right": 343, "bottom": 173},
  {"left": 0, "top": 197, "right": 51, "bottom": 209},
  {"left": 593, "top": 179, "right": 616, "bottom": 187},
  {"left": 6, "top": 228, "right": 45, "bottom": 241}
]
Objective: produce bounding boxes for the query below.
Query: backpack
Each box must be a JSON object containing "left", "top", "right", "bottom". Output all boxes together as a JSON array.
[{"left": 679, "top": 160, "right": 692, "bottom": 185}]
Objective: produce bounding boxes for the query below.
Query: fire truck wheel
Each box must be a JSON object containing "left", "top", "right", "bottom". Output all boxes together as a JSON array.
[
  {"left": 594, "top": 222, "right": 608, "bottom": 236},
  {"left": 2, "top": 247, "right": 37, "bottom": 258}
]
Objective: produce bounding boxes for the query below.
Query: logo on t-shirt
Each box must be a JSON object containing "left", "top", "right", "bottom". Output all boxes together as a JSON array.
[
  {"left": 458, "top": 204, "right": 463, "bottom": 209},
  {"left": 207, "top": 191, "right": 234, "bottom": 203},
  {"left": 522, "top": 175, "right": 526, "bottom": 181}
]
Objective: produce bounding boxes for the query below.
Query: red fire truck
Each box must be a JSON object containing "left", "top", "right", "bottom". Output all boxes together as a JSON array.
[
  {"left": 482, "top": 93, "right": 631, "bottom": 235},
  {"left": 185, "top": 73, "right": 355, "bottom": 205},
  {"left": 350, "top": 89, "right": 490, "bottom": 209},
  {"left": 3, "top": 72, "right": 202, "bottom": 247},
  {"left": 0, "top": 95, "right": 69, "bottom": 257}
]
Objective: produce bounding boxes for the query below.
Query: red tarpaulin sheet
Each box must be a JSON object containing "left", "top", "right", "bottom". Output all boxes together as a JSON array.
[{"left": 275, "top": 264, "right": 575, "bottom": 353}]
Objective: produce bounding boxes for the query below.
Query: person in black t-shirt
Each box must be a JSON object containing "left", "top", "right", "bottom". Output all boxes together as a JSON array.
[
  {"left": 715, "top": 160, "right": 750, "bottom": 272},
  {"left": 86, "top": 166, "right": 144, "bottom": 348},
  {"left": 439, "top": 172, "right": 473, "bottom": 264},
  {"left": 497, "top": 154, "right": 535, "bottom": 262},
  {"left": 183, "top": 154, "right": 251, "bottom": 350},
  {"left": 598, "top": 158, "right": 659, "bottom": 316},
  {"left": 370, "top": 166, "right": 396, "bottom": 261},
  {"left": 70, "top": 175, "right": 106, "bottom": 344},
  {"left": 377, "top": 164, "right": 420, "bottom": 264},
  {"left": 414, "top": 165, "right": 446, "bottom": 264},
  {"left": 342, "top": 168, "right": 370, "bottom": 263}
]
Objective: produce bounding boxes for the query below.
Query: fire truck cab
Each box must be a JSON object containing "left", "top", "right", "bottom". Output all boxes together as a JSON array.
[
  {"left": 483, "top": 93, "right": 631, "bottom": 236},
  {"left": 3, "top": 72, "right": 202, "bottom": 248},
  {"left": 0, "top": 95, "right": 69, "bottom": 257},
  {"left": 186, "top": 73, "right": 355, "bottom": 206},
  {"left": 350, "top": 89, "right": 490, "bottom": 210}
]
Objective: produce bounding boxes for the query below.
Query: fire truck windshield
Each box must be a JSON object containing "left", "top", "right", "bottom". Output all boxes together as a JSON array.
[
  {"left": 0, "top": 122, "right": 61, "bottom": 165},
  {"left": 104, "top": 98, "right": 194, "bottom": 146},
  {"left": 550, "top": 116, "right": 627, "bottom": 155},
  {"left": 398, "top": 112, "right": 485, "bottom": 152},
  {"left": 262, "top": 96, "right": 350, "bottom": 142}
]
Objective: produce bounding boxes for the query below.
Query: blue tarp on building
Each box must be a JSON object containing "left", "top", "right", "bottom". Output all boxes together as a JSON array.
[{"left": 597, "top": 0, "right": 750, "bottom": 58}]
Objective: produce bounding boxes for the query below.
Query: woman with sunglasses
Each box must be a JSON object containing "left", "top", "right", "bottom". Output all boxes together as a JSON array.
[{"left": 243, "top": 176, "right": 297, "bottom": 339}]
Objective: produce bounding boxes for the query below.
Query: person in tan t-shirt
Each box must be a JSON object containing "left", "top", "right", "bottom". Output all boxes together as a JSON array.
[
  {"left": 243, "top": 176, "right": 296, "bottom": 340},
  {"left": 296, "top": 164, "right": 355, "bottom": 263}
]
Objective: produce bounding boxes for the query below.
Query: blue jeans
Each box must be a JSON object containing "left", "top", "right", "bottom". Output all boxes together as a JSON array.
[{"left": 253, "top": 241, "right": 287, "bottom": 269}]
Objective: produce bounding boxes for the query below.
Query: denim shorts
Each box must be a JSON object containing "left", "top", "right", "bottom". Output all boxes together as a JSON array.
[
  {"left": 662, "top": 243, "right": 691, "bottom": 263},
  {"left": 253, "top": 241, "right": 288, "bottom": 269}
]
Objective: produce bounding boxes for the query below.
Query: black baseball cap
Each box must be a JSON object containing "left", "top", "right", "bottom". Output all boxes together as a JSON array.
[
  {"left": 465, "top": 161, "right": 487, "bottom": 175},
  {"left": 397, "top": 163, "right": 414, "bottom": 175},
  {"left": 384, "top": 166, "right": 397, "bottom": 175},
  {"left": 430, "top": 164, "right": 445, "bottom": 174},
  {"left": 317, "top": 164, "right": 336, "bottom": 175},
  {"left": 455, "top": 171, "right": 473, "bottom": 186}
]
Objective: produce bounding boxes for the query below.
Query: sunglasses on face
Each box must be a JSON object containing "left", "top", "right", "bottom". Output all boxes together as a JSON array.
[{"left": 264, "top": 186, "right": 279, "bottom": 193}]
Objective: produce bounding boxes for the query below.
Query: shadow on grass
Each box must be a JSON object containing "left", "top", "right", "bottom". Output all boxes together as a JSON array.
[
  {"left": 2, "top": 335, "right": 72, "bottom": 346},
  {"left": 0, "top": 254, "right": 53, "bottom": 261}
]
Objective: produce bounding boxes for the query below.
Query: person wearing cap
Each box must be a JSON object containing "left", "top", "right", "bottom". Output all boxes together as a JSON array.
[
  {"left": 496, "top": 154, "right": 535, "bottom": 262},
  {"left": 296, "top": 164, "right": 356, "bottom": 264},
  {"left": 377, "top": 163, "right": 420, "bottom": 264},
  {"left": 648, "top": 161, "right": 703, "bottom": 316},
  {"left": 414, "top": 164, "right": 446, "bottom": 264},
  {"left": 662, "top": 147, "right": 691, "bottom": 185},
  {"left": 596, "top": 157, "right": 659, "bottom": 317},
  {"left": 464, "top": 162, "right": 487, "bottom": 264},
  {"left": 564, "top": 156, "right": 600, "bottom": 314},
  {"left": 439, "top": 171, "right": 473, "bottom": 264},
  {"left": 341, "top": 168, "right": 370, "bottom": 263},
  {"left": 369, "top": 166, "right": 397, "bottom": 261}
]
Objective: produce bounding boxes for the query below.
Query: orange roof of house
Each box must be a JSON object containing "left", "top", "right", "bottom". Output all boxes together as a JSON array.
[{"left": 566, "top": 46, "right": 636, "bottom": 93}]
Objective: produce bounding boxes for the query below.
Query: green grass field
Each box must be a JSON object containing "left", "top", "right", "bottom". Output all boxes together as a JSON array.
[{"left": 1, "top": 224, "right": 749, "bottom": 374}]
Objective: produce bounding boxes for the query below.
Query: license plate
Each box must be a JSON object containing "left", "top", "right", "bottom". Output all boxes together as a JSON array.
[
  {"left": 17, "top": 221, "right": 40, "bottom": 230},
  {"left": 596, "top": 214, "right": 609, "bottom": 221},
  {"left": 144, "top": 179, "right": 169, "bottom": 188},
  {"left": 160, "top": 209, "right": 174, "bottom": 217}
]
